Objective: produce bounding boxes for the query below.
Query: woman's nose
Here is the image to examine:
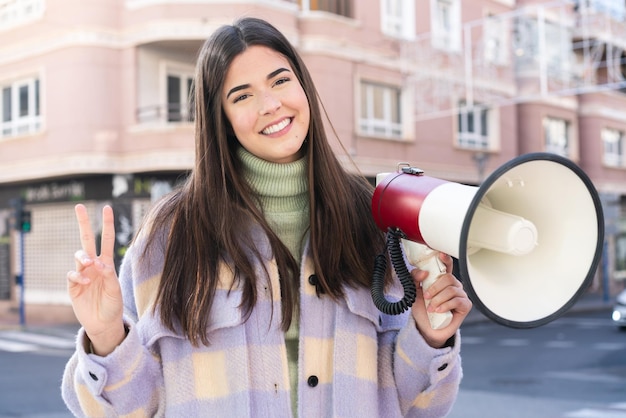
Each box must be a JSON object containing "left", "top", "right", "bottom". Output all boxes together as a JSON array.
[{"left": 259, "top": 93, "right": 281, "bottom": 115}]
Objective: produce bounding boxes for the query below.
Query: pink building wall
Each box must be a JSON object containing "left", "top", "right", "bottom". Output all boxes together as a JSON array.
[{"left": 0, "top": 0, "right": 624, "bottom": 319}]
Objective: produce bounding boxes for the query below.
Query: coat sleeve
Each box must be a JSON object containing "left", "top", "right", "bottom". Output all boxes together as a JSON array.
[
  {"left": 343, "top": 273, "right": 462, "bottom": 417},
  {"left": 61, "top": 324, "right": 165, "bottom": 417},
  {"left": 61, "top": 240, "right": 166, "bottom": 417},
  {"left": 392, "top": 318, "right": 462, "bottom": 417}
]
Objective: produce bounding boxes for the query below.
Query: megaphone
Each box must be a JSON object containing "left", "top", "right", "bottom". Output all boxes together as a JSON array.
[{"left": 371, "top": 152, "right": 604, "bottom": 329}]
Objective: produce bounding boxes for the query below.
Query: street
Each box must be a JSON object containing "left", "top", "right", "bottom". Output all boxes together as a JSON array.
[
  {"left": 0, "top": 325, "right": 77, "bottom": 418},
  {"left": 0, "top": 310, "right": 624, "bottom": 417},
  {"left": 449, "top": 309, "right": 626, "bottom": 418}
]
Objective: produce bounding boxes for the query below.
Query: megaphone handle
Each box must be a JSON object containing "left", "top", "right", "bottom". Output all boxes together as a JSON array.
[{"left": 402, "top": 240, "right": 454, "bottom": 330}]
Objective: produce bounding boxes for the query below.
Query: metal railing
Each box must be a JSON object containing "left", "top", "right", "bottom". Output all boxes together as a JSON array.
[{"left": 136, "top": 103, "right": 194, "bottom": 124}]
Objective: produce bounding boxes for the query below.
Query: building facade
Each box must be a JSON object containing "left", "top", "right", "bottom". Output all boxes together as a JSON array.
[{"left": 0, "top": 0, "right": 625, "bottom": 322}]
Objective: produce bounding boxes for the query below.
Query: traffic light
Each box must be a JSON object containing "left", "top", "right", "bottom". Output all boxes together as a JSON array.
[
  {"left": 9, "top": 197, "right": 32, "bottom": 233},
  {"left": 20, "top": 210, "right": 32, "bottom": 233}
]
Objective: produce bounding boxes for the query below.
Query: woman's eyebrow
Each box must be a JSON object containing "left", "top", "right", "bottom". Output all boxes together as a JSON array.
[
  {"left": 267, "top": 67, "right": 290, "bottom": 79},
  {"left": 226, "top": 67, "right": 291, "bottom": 99}
]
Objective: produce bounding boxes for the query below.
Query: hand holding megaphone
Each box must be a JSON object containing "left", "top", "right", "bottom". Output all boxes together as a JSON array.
[{"left": 402, "top": 239, "right": 453, "bottom": 330}]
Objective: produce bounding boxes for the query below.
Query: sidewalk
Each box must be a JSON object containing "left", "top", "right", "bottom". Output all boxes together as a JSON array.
[
  {"left": 0, "top": 303, "right": 78, "bottom": 330},
  {"left": 0, "top": 291, "right": 615, "bottom": 330}
]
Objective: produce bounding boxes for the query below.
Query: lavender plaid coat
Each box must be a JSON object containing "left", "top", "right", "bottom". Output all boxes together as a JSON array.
[{"left": 62, "top": 224, "right": 462, "bottom": 417}]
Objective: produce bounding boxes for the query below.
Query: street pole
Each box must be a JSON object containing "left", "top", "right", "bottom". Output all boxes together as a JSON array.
[
  {"left": 9, "top": 197, "right": 27, "bottom": 327},
  {"left": 19, "top": 228, "right": 25, "bottom": 327},
  {"left": 13, "top": 228, "right": 26, "bottom": 327}
]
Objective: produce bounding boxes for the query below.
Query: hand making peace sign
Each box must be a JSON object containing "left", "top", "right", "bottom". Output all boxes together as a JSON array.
[{"left": 66, "top": 204, "right": 126, "bottom": 356}]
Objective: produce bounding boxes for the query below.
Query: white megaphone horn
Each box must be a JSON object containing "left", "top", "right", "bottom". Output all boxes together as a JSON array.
[{"left": 370, "top": 152, "right": 604, "bottom": 329}]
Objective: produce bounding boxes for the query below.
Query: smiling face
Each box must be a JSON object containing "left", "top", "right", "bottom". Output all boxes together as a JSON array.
[{"left": 222, "top": 45, "right": 311, "bottom": 164}]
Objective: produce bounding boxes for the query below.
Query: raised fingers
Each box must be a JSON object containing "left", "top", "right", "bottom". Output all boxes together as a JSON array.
[
  {"left": 99, "top": 205, "right": 116, "bottom": 263},
  {"left": 75, "top": 204, "right": 97, "bottom": 258}
]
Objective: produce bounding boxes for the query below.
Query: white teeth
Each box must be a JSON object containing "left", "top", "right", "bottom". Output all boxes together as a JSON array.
[{"left": 262, "top": 118, "right": 290, "bottom": 135}]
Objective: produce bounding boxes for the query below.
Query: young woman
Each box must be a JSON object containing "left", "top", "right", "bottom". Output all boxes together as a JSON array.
[{"left": 62, "top": 17, "right": 472, "bottom": 417}]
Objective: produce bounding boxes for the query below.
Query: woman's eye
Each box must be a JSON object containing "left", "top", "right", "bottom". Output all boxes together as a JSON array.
[
  {"left": 273, "top": 77, "right": 290, "bottom": 87},
  {"left": 233, "top": 93, "right": 250, "bottom": 103}
]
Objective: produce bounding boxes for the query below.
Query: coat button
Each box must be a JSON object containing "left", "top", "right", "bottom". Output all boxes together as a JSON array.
[
  {"left": 308, "top": 274, "right": 325, "bottom": 294},
  {"left": 89, "top": 372, "right": 99, "bottom": 381},
  {"left": 307, "top": 375, "right": 319, "bottom": 387}
]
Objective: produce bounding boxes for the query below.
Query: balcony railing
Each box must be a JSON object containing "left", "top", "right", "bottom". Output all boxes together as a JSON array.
[
  {"left": 1, "top": 116, "right": 42, "bottom": 138},
  {"left": 0, "top": 0, "right": 44, "bottom": 31},
  {"left": 136, "top": 104, "right": 194, "bottom": 124}
]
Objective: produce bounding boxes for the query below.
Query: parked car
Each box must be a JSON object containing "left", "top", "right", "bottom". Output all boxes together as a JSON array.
[{"left": 612, "top": 289, "right": 626, "bottom": 330}]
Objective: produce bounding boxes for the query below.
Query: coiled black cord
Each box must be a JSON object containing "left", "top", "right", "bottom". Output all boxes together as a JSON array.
[{"left": 371, "top": 228, "right": 417, "bottom": 315}]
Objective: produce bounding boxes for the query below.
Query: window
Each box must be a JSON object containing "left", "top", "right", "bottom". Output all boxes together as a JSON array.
[
  {"left": 301, "top": 0, "right": 352, "bottom": 18},
  {"left": 0, "top": 0, "right": 44, "bottom": 31},
  {"left": 166, "top": 68, "right": 194, "bottom": 123},
  {"left": 544, "top": 22, "right": 572, "bottom": 79},
  {"left": 457, "top": 101, "right": 490, "bottom": 149},
  {"left": 136, "top": 59, "right": 195, "bottom": 125},
  {"left": 543, "top": 117, "right": 570, "bottom": 156},
  {"left": 484, "top": 14, "right": 509, "bottom": 65},
  {"left": 381, "top": 0, "right": 415, "bottom": 40},
  {"left": 513, "top": 17, "right": 572, "bottom": 80},
  {"left": 431, "top": 0, "right": 461, "bottom": 52},
  {"left": 575, "top": 0, "right": 626, "bottom": 21},
  {"left": 0, "top": 77, "right": 41, "bottom": 138},
  {"left": 359, "top": 81, "right": 402, "bottom": 140},
  {"left": 602, "top": 127, "right": 624, "bottom": 167}
]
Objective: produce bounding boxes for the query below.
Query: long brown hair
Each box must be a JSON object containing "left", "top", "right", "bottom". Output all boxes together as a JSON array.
[{"left": 142, "top": 17, "right": 386, "bottom": 346}]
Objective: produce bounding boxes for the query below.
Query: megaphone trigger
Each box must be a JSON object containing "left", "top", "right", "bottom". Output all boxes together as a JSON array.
[{"left": 402, "top": 239, "right": 454, "bottom": 330}]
